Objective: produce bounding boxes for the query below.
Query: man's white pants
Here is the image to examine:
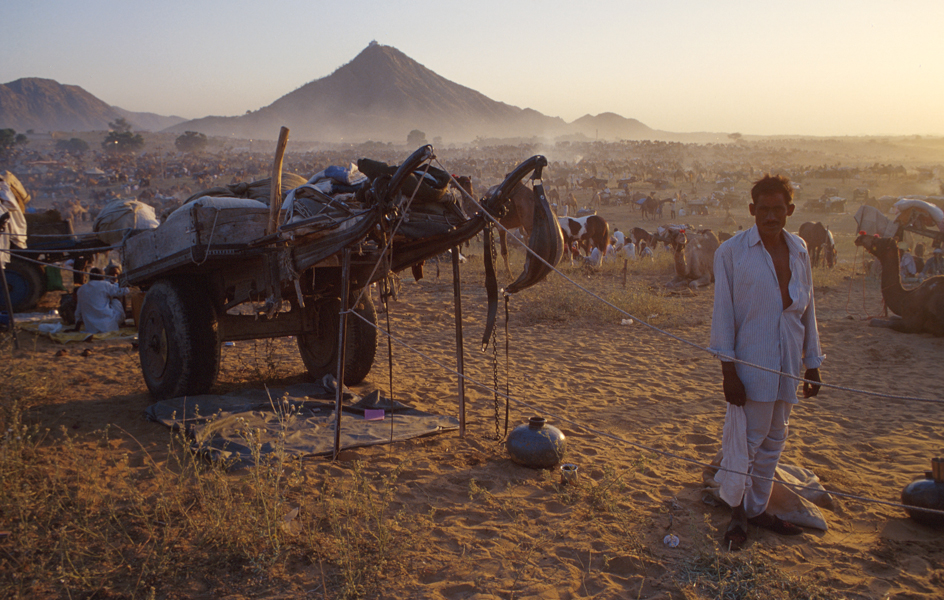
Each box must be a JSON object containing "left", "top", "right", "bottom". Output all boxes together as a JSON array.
[{"left": 742, "top": 399, "right": 792, "bottom": 518}]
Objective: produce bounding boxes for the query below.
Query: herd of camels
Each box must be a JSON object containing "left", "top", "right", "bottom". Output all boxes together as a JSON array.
[{"left": 463, "top": 180, "right": 944, "bottom": 337}]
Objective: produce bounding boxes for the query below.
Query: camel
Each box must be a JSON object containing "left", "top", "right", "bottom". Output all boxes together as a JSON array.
[
  {"left": 629, "top": 227, "right": 653, "bottom": 248},
  {"left": 854, "top": 235, "right": 944, "bottom": 336},
  {"left": 452, "top": 175, "right": 477, "bottom": 217},
  {"left": 640, "top": 196, "right": 660, "bottom": 219},
  {"left": 467, "top": 180, "right": 564, "bottom": 276},
  {"left": 493, "top": 182, "right": 539, "bottom": 275},
  {"left": 798, "top": 221, "right": 837, "bottom": 267},
  {"left": 640, "top": 196, "right": 673, "bottom": 220},
  {"left": 561, "top": 192, "right": 579, "bottom": 216},
  {"left": 659, "top": 226, "right": 720, "bottom": 289}
]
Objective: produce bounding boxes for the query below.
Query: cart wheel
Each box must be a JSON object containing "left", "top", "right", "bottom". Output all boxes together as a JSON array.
[
  {"left": 138, "top": 278, "right": 221, "bottom": 399},
  {"left": 4, "top": 258, "right": 46, "bottom": 312},
  {"left": 298, "top": 290, "right": 377, "bottom": 386}
]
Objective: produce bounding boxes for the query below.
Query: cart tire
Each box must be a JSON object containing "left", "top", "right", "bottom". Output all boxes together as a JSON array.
[
  {"left": 4, "top": 258, "right": 46, "bottom": 312},
  {"left": 138, "top": 278, "right": 221, "bottom": 399},
  {"left": 298, "top": 291, "right": 377, "bottom": 386}
]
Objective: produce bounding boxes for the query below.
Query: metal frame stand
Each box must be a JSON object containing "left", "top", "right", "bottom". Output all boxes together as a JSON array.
[
  {"left": 0, "top": 259, "right": 19, "bottom": 349},
  {"left": 451, "top": 247, "right": 466, "bottom": 436},
  {"left": 332, "top": 248, "right": 352, "bottom": 460}
]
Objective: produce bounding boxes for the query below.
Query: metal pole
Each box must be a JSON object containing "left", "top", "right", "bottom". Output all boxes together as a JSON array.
[
  {"left": 0, "top": 213, "right": 19, "bottom": 349},
  {"left": 333, "top": 248, "right": 352, "bottom": 460},
  {"left": 0, "top": 260, "right": 19, "bottom": 350},
  {"left": 451, "top": 246, "right": 466, "bottom": 437}
]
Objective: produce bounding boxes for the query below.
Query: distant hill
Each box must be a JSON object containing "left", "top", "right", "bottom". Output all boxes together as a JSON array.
[
  {"left": 569, "top": 112, "right": 653, "bottom": 140},
  {"left": 168, "top": 42, "right": 576, "bottom": 143},
  {"left": 1, "top": 45, "right": 670, "bottom": 143},
  {"left": 112, "top": 106, "right": 186, "bottom": 133},
  {"left": 0, "top": 78, "right": 185, "bottom": 133}
]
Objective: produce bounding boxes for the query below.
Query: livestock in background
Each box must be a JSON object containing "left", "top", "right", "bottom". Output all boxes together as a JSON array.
[
  {"left": 639, "top": 196, "right": 674, "bottom": 220},
  {"left": 452, "top": 175, "right": 477, "bottom": 217},
  {"left": 640, "top": 196, "right": 661, "bottom": 219},
  {"left": 854, "top": 234, "right": 944, "bottom": 336},
  {"left": 457, "top": 178, "right": 563, "bottom": 276},
  {"left": 489, "top": 182, "right": 546, "bottom": 275},
  {"left": 658, "top": 226, "right": 720, "bottom": 289},
  {"left": 629, "top": 226, "right": 653, "bottom": 248},
  {"left": 798, "top": 221, "right": 837, "bottom": 267},
  {"left": 558, "top": 215, "right": 610, "bottom": 262},
  {"left": 563, "top": 192, "right": 579, "bottom": 215}
]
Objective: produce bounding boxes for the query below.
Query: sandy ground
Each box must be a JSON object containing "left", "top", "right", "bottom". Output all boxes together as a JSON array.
[{"left": 6, "top": 206, "right": 944, "bottom": 600}]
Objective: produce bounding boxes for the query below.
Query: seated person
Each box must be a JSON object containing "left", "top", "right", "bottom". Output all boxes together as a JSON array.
[
  {"left": 638, "top": 240, "right": 653, "bottom": 259},
  {"left": 920, "top": 247, "right": 944, "bottom": 280},
  {"left": 73, "top": 267, "right": 130, "bottom": 333},
  {"left": 898, "top": 242, "right": 918, "bottom": 284}
]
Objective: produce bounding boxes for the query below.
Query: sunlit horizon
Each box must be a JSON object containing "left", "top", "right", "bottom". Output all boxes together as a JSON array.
[{"left": 2, "top": 0, "right": 943, "bottom": 137}]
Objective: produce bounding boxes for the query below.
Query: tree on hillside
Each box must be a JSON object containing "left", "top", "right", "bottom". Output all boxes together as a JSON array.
[
  {"left": 102, "top": 130, "right": 145, "bottom": 154},
  {"left": 109, "top": 117, "right": 133, "bottom": 133},
  {"left": 728, "top": 132, "right": 743, "bottom": 142},
  {"left": 407, "top": 129, "right": 427, "bottom": 147},
  {"left": 175, "top": 131, "right": 208, "bottom": 153},
  {"left": 14, "top": 133, "right": 28, "bottom": 146},
  {"left": 56, "top": 138, "right": 90, "bottom": 155},
  {"left": 0, "top": 129, "right": 18, "bottom": 155}
]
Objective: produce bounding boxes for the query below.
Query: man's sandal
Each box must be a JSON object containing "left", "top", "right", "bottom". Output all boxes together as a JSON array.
[
  {"left": 748, "top": 512, "right": 803, "bottom": 536},
  {"left": 723, "top": 522, "right": 748, "bottom": 551}
]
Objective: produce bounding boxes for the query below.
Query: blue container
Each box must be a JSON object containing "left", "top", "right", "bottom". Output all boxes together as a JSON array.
[{"left": 506, "top": 416, "right": 566, "bottom": 469}]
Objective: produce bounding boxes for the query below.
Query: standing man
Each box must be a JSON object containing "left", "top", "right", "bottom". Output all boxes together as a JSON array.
[{"left": 709, "top": 174, "right": 824, "bottom": 550}]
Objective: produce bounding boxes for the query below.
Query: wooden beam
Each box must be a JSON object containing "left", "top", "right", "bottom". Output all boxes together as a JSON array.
[{"left": 266, "top": 127, "right": 290, "bottom": 236}]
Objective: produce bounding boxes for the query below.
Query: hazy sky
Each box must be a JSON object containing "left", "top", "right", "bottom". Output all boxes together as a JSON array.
[{"left": 2, "top": 0, "right": 943, "bottom": 136}]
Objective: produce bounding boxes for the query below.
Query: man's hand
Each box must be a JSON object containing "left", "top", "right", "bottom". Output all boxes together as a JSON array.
[
  {"left": 802, "top": 368, "right": 821, "bottom": 398},
  {"left": 721, "top": 362, "right": 747, "bottom": 406}
]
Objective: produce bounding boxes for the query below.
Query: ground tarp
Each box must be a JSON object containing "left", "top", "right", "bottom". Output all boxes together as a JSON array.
[
  {"left": 702, "top": 450, "right": 835, "bottom": 531},
  {"left": 18, "top": 319, "right": 137, "bottom": 343},
  {"left": 145, "top": 377, "right": 459, "bottom": 468}
]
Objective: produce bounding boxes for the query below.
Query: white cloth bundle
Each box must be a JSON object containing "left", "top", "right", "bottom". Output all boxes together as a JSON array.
[{"left": 94, "top": 199, "right": 160, "bottom": 245}]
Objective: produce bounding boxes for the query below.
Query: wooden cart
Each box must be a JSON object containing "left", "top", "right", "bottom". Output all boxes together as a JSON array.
[
  {"left": 6, "top": 217, "right": 113, "bottom": 312},
  {"left": 121, "top": 145, "right": 561, "bottom": 399}
]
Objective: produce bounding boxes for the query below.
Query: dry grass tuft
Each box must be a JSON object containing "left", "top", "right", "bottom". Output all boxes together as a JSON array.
[
  {"left": 675, "top": 517, "right": 831, "bottom": 600},
  {"left": 0, "top": 354, "right": 426, "bottom": 599},
  {"left": 511, "top": 251, "right": 705, "bottom": 329}
]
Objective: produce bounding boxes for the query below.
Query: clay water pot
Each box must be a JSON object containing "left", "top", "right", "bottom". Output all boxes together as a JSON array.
[
  {"left": 901, "top": 475, "right": 944, "bottom": 527},
  {"left": 506, "top": 416, "right": 566, "bottom": 468}
]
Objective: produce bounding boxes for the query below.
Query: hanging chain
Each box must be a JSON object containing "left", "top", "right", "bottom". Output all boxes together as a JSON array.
[
  {"left": 503, "top": 295, "right": 511, "bottom": 438},
  {"left": 492, "top": 325, "right": 501, "bottom": 440}
]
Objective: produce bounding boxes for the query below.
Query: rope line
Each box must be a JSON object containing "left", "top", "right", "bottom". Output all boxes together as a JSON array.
[
  {"left": 0, "top": 227, "right": 134, "bottom": 238},
  {"left": 347, "top": 159, "right": 436, "bottom": 313},
  {"left": 345, "top": 307, "right": 944, "bottom": 519},
  {"left": 9, "top": 157, "right": 942, "bottom": 409},
  {"left": 9, "top": 158, "right": 941, "bottom": 518},
  {"left": 5, "top": 243, "right": 122, "bottom": 255},
  {"left": 189, "top": 210, "right": 220, "bottom": 267},
  {"left": 6, "top": 252, "right": 117, "bottom": 279},
  {"left": 431, "top": 162, "right": 943, "bottom": 406}
]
